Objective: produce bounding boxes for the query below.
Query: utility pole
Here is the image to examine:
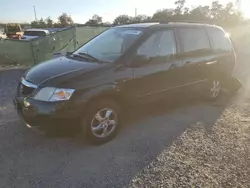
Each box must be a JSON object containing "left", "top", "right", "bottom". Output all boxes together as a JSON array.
[{"left": 33, "top": 5, "right": 37, "bottom": 22}]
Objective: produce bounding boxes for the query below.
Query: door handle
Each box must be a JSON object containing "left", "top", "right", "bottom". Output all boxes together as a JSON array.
[{"left": 206, "top": 60, "right": 217, "bottom": 65}]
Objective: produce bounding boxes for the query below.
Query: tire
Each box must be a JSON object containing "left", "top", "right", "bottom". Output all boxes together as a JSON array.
[
  {"left": 205, "top": 79, "right": 222, "bottom": 100},
  {"left": 81, "top": 99, "right": 121, "bottom": 144}
]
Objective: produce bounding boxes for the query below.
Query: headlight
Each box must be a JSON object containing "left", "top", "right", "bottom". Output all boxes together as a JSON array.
[{"left": 34, "top": 87, "right": 75, "bottom": 102}]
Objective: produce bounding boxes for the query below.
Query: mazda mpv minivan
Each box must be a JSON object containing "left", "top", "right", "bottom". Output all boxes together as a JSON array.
[{"left": 14, "top": 22, "right": 236, "bottom": 144}]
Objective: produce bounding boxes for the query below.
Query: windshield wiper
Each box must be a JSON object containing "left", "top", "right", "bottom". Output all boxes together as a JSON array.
[
  {"left": 71, "top": 53, "right": 87, "bottom": 60},
  {"left": 74, "top": 52, "right": 106, "bottom": 63}
]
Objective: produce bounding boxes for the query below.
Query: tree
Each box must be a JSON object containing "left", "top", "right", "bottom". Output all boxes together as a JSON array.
[
  {"left": 31, "top": 18, "right": 46, "bottom": 28},
  {"left": 188, "top": 5, "right": 211, "bottom": 22},
  {"left": 92, "top": 14, "right": 102, "bottom": 24},
  {"left": 150, "top": 0, "right": 243, "bottom": 26},
  {"left": 58, "top": 13, "right": 73, "bottom": 27},
  {"left": 113, "top": 15, "right": 132, "bottom": 25},
  {"left": 217, "top": 2, "right": 242, "bottom": 26},
  {"left": 103, "top": 21, "right": 111, "bottom": 26},
  {"left": 207, "top": 1, "right": 242, "bottom": 26},
  {"left": 31, "top": 21, "right": 39, "bottom": 28},
  {"left": 210, "top": 1, "right": 223, "bottom": 20},
  {"left": 39, "top": 18, "right": 46, "bottom": 28},
  {"left": 152, "top": 9, "right": 175, "bottom": 21},
  {"left": 131, "top": 15, "right": 151, "bottom": 23},
  {"left": 85, "top": 14, "right": 103, "bottom": 25},
  {"left": 174, "top": 0, "right": 186, "bottom": 15},
  {"left": 46, "top": 17, "right": 53, "bottom": 28}
]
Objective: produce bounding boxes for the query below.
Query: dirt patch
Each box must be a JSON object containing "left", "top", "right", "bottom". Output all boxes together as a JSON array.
[
  {"left": 0, "top": 64, "right": 30, "bottom": 71},
  {"left": 129, "top": 95, "right": 250, "bottom": 188}
]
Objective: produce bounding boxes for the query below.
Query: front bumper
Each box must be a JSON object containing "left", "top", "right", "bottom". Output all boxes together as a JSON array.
[{"left": 13, "top": 97, "right": 81, "bottom": 133}]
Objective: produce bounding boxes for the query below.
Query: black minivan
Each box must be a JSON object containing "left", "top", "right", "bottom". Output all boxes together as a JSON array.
[{"left": 14, "top": 22, "right": 236, "bottom": 144}]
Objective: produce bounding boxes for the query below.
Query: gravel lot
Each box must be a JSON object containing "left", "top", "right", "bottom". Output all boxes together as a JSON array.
[
  {"left": 129, "top": 93, "right": 250, "bottom": 188},
  {"left": 0, "top": 51, "right": 249, "bottom": 187}
]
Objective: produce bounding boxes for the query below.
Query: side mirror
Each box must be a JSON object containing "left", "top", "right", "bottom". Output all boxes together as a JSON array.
[
  {"left": 66, "top": 52, "right": 72, "bottom": 56},
  {"left": 128, "top": 55, "right": 151, "bottom": 67}
]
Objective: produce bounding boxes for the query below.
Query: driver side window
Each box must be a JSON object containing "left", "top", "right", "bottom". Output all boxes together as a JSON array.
[{"left": 137, "top": 30, "right": 176, "bottom": 59}]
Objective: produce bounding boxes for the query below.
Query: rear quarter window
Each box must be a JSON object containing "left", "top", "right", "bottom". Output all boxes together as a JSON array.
[{"left": 206, "top": 27, "right": 233, "bottom": 52}]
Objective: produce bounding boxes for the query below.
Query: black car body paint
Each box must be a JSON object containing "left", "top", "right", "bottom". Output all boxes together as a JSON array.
[{"left": 14, "top": 22, "right": 235, "bottom": 135}]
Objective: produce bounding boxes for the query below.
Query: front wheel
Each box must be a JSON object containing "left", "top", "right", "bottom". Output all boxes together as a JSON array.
[{"left": 81, "top": 99, "right": 121, "bottom": 144}]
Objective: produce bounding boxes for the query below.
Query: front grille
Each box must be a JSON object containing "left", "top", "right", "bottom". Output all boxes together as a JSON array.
[{"left": 19, "top": 78, "right": 37, "bottom": 97}]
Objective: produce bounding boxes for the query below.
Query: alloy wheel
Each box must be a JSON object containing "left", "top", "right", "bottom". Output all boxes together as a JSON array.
[
  {"left": 210, "top": 80, "right": 221, "bottom": 98},
  {"left": 91, "top": 108, "right": 118, "bottom": 138}
]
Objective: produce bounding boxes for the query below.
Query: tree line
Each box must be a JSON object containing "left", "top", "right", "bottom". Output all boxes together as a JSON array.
[
  {"left": 31, "top": 13, "right": 74, "bottom": 28},
  {"left": 31, "top": 0, "right": 246, "bottom": 28}
]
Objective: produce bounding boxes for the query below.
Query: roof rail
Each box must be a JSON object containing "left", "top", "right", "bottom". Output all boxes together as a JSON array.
[{"left": 160, "top": 20, "right": 214, "bottom": 24}]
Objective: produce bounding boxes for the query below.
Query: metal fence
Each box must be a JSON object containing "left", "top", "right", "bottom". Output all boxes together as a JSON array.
[{"left": 0, "top": 26, "right": 108, "bottom": 65}]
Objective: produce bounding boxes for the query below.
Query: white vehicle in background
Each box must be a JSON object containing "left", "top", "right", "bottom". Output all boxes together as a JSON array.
[{"left": 21, "top": 29, "right": 50, "bottom": 40}]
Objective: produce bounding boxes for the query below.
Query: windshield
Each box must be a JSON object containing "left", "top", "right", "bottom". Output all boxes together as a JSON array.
[
  {"left": 73, "top": 28, "right": 143, "bottom": 63},
  {"left": 24, "top": 31, "right": 47, "bottom": 36}
]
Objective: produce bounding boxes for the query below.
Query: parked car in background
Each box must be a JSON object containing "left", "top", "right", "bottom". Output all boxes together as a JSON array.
[
  {"left": 21, "top": 29, "right": 50, "bottom": 40},
  {"left": 14, "top": 22, "right": 236, "bottom": 144}
]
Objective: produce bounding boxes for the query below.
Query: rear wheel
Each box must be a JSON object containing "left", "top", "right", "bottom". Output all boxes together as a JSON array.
[
  {"left": 206, "top": 79, "right": 222, "bottom": 100},
  {"left": 81, "top": 99, "right": 121, "bottom": 144}
]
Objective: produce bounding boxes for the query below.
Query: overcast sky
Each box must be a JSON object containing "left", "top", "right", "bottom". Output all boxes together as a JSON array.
[{"left": 0, "top": 0, "right": 249, "bottom": 23}]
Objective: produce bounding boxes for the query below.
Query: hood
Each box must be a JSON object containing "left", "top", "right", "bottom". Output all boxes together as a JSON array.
[{"left": 24, "top": 56, "right": 104, "bottom": 85}]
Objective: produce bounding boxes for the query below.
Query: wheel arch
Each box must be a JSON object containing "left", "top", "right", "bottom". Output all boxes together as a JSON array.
[{"left": 78, "top": 84, "right": 125, "bottom": 113}]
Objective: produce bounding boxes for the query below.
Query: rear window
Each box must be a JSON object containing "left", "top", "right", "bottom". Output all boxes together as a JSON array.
[
  {"left": 207, "top": 27, "right": 233, "bottom": 52},
  {"left": 23, "top": 31, "right": 47, "bottom": 37},
  {"left": 178, "top": 27, "right": 210, "bottom": 53}
]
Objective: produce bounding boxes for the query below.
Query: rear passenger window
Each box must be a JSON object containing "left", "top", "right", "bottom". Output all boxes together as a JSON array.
[
  {"left": 207, "top": 27, "right": 232, "bottom": 52},
  {"left": 178, "top": 28, "right": 210, "bottom": 53}
]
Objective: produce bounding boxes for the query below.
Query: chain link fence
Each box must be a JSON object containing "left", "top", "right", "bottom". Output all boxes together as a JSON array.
[{"left": 0, "top": 26, "right": 109, "bottom": 66}]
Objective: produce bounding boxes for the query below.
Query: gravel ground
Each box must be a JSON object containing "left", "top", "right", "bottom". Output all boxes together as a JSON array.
[
  {"left": 129, "top": 94, "right": 250, "bottom": 188},
  {"left": 0, "top": 68, "right": 26, "bottom": 125}
]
